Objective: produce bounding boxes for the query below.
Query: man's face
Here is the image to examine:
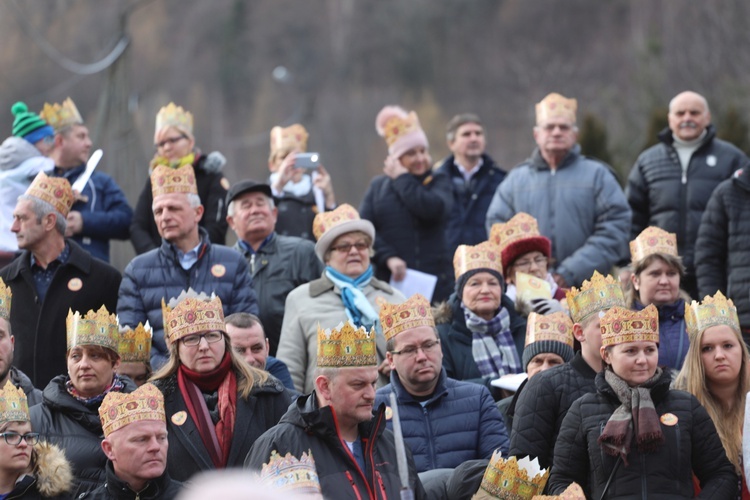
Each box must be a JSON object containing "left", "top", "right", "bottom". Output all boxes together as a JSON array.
[
  {"left": 669, "top": 92, "right": 711, "bottom": 142},
  {"left": 226, "top": 322, "right": 268, "bottom": 369},
  {"left": 449, "top": 122, "right": 485, "bottom": 161},
  {"left": 533, "top": 118, "right": 577, "bottom": 157},
  {"left": 326, "top": 367, "right": 378, "bottom": 429},
  {"left": 526, "top": 352, "right": 564, "bottom": 379},
  {"left": 227, "top": 192, "right": 277, "bottom": 244},
  {"left": 387, "top": 326, "right": 442, "bottom": 396},
  {"left": 152, "top": 193, "right": 203, "bottom": 244},
  {"left": 0, "top": 318, "right": 14, "bottom": 385},
  {"left": 103, "top": 420, "right": 168, "bottom": 488},
  {"left": 11, "top": 199, "right": 49, "bottom": 251},
  {"left": 574, "top": 316, "right": 603, "bottom": 368},
  {"left": 118, "top": 362, "right": 150, "bottom": 387},
  {"left": 58, "top": 124, "right": 92, "bottom": 167}
]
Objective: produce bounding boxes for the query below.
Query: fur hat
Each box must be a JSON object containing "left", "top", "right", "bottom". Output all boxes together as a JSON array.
[{"left": 375, "top": 105, "right": 429, "bottom": 159}]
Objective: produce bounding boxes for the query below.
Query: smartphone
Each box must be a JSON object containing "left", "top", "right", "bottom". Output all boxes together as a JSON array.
[{"left": 295, "top": 152, "right": 320, "bottom": 169}]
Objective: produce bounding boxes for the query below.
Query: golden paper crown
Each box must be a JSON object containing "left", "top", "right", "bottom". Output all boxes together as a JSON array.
[
  {"left": 531, "top": 482, "right": 586, "bottom": 499},
  {"left": 490, "top": 213, "right": 542, "bottom": 253},
  {"left": 119, "top": 322, "right": 153, "bottom": 363},
  {"left": 453, "top": 241, "right": 503, "bottom": 280},
  {"left": 162, "top": 293, "right": 226, "bottom": 345},
  {"left": 0, "top": 381, "right": 29, "bottom": 424},
  {"left": 270, "top": 124, "right": 309, "bottom": 156},
  {"left": 317, "top": 321, "right": 377, "bottom": 368},
  {"left": 525, "top": 312, "right": 574, "bottom": 347},
  {"left": 377, "top": 294, "right": 435, "bottom": 342},
  {"left": 685, "top": 291, "right": 740, "bottom": 340},
  {"left": 66, "top": 305, "right": 119, "bottom": 353},
  {"left": 260, "top": 450, "right": 322, "bottom": 495},
  {"left": 0, "top": 277, "right": 11, "bottom": 321},
  {"left": 378, "top": 110, "right": 421, "bottom": 148},
  {"left": 313, "top": 204, "right": 362, "bottom": 241},
  {"left": 25, "top": 171, "right": 75, "bottom": 218},
  {"left": 630, "top": 226, "right": 678, "bottom": 264},
  {"left": 600, "top": 305, "right": 659, "bottom": 347},
  {"left": 150, "top": 164, "right": 198, "bottom": 198},
  {"left": 566, "top": 271, "right": 626, "bottom": 324},
  {"left": 99, "top": 383, "right": 165, "bottom": 437},
  {"left": 155, "top": 102, "right": 193, "bottom": 137},
  {"left": 39, "top": 97, "right": 83, "bottom": 131},
  {"left": 535, "top": 93, "right": 577, "bottom": 125},
  {"left": 480, "top": 451, "right": 550, "bottom": 500}
]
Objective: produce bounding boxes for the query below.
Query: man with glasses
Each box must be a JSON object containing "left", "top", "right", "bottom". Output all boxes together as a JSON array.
[{"left": 486, "top": 92, "right": 630, "bottom": 288}]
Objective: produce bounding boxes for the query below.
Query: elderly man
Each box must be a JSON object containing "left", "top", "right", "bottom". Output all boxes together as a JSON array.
[
  {"left": 0, "top": 172, "right": 121, "bottom": 387},
  {"left": 227, "top": 180, "right": 322, "bottom": 354},
  {"left": 117, "top": 164, "right": 258, "bottom": 369},
  {"left": 486, "top": 93, "right": 631, "bottom": 288},
  {"left": 246, "top": 321, "right": 424, "bottom": 499},
  {"left": 627, "top": 91, "right": 747, "bottom": 298}
]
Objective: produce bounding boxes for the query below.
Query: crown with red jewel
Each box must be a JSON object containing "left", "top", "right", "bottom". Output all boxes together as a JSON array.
[
  {"left": 630, "top": 226, "right": 678, "bottom": 264},
  {"left": 566, "top": 271, "right": 626, "bottom": 324},
  {"left": 99, "top": 383, "right": 165, "bottom": 437},
  {"left": 377, "top": 294, "right": 435, "bottom": 342},
  {"left": 600, "top": 305, "right": 659, "bottom": 347},
  {"left": 260, "top": 449, "right": 322, "bottom": 495},
  {"left": 162, "top": 289, "right": 225, "bottom": 345},
  {"left": 453, "top": 241, "right": 503, "bottom": 279}
]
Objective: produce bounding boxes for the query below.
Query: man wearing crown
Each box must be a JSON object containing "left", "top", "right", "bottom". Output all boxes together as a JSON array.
[
  {"left": 486, "top": 92, "right": 631, "bottom": 289},
  {"left": 39, "top": 97, "right": 132, "bottom": 263},
  {"left": 246, "top": 320, "right": 425, "bottom": 499}
]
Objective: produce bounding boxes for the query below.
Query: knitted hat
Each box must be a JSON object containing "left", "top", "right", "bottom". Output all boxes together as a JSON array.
[
  {"left": 375, "top": 105, "right": 429, "bottom": 159},
  {"left": 312, "top": 204, "right": 375, "bottom": 262},
  {"left": 535, "top": 93, "right": 577, "bottom": 125},
  {"left": 489, "top": 213, "right": 551, "bottom": 272},
  {"left": 11, "top": 102, "right": 54, "bottom": 144},
  {"left": 522, "top": 312, "right": 575, "bottom": 370},
  {"left": 99, "top": 383, "right": 165, "bottom": 437}
]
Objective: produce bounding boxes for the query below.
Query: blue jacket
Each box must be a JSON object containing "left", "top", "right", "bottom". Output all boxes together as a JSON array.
[
  {"left": 374, "top": 369, "right": 509, "bottom": 473},
  {"left": 53, "top": 165, "right": 132, "bottom": 262},
  {"left": 266, "top": 355, "right": 296, "bottom": 392},
  {"left": 635, "top": 299, "right": 689, "bottom": 370},
  {"left": 117, "top": 228, "right": 259, "bottom": 368}
]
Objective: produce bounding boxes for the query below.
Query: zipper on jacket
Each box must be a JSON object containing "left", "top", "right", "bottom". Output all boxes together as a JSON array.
[
  {"left": 375, "top": 471, "right": 388, "bottom": 499},
  {"left": 331, "top": 407, "right": 376, "bottom": 499},
  {"left": 346, "top": 471, "right": 363, "bottom": 500},
  {"left": 423, "top": 406, "right": 437, "bottom": 470}
]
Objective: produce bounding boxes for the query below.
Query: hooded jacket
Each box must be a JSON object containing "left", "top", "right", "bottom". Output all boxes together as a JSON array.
[{"left": 4, "top": 441, "right": 74, "bottom": 500}]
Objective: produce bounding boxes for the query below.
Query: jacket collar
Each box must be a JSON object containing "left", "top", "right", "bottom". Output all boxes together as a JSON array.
[
  {"left": 389, "top": 368, "right": 448, "bottom": 406},
  {"left": 159, "top": 226, "right": 211, "bottom": 262},
  {"left": 529, "top": 144, "right": 581, "bottom": 171},
  {"left": 3, "top": 238, "right": 92, "bottom": 280},
  {"left": 235, "top": 232, "right": 277, "bottom": 256},
  {"left": 570, "top": 350, "right": 599, "bottom": 380},
  {"left": 658, "top": 123, "right": 717, "bottom": 147},
  {"left": 104, "top": 460, "right": 173, "bottom": 499}
]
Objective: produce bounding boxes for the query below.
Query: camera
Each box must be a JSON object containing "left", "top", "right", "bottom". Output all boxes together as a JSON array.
[{"left": 295, "top": 152, "right": 320, "bottom": 169}]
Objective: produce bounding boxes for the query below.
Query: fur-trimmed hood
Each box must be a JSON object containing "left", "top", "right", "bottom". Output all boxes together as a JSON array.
[
  {"left": 433, "top": 300, "right": 454, "bottom": 325},
  {"left": 33, "top": 441, "right": 74, "bottom": 497}
]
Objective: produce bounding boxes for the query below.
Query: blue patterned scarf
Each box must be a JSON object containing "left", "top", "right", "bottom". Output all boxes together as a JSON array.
[
  {"left": 462, "top": 303, "right": 522, "bottom": 379},
  {"left": 325, "top": 265, "right": 380, "bottom": 330}
]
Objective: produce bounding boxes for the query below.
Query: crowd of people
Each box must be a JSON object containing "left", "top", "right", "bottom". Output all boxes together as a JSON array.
[{"left": 0, "top": 89, "right": 748, "bottom": 499}]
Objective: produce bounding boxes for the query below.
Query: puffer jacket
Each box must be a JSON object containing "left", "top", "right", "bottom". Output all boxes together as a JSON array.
[
  {"left": 117, "top": 228, "right": 258, "bottom": 368},
  {"left": 374, "top": 369, "right": 508, "bottom": 472},
  {"left": 80, "top": 456, "right": 182, "bottom": 499},
  {"left": 548, "top": 369, "right": 738, "bottom": 498},
  {"left": 4, "top": 441, "right": 74, "bottom": 500},
  {"left": 10, "top": 366, "right": 43, "bottom": 407}
]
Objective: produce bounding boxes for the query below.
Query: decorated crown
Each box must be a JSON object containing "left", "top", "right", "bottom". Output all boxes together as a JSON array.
[
  {"left": 489, "top": 213, "right": 551, "bottom": 271},
  {"left": 270, "top": 124, "right": 308, "bottom": 156},
  {"left": 99, "top": 383, "right": 165, "bottom": 437},
  {"left": 600, "top": 305, "right": 659, "bottom": 347},
  {"left": 630, "top": 226, "right": 678, "bottom": 264},
  {"left": 0, "top": 381, "right": 29, "bottom": 424},
  {"left": 535, "top": 93, "right": 577, "bottom": 125},
  {"left": 531, "top": 482, "right": 586, "bottom": 499},
  {"left": 119, "top": 322, "right": 153, "bottom": 363},
  {"left": 260, "top": 450, "right": 322, "bottom": 495},
  {"left": 685, "top": 291, "right": 740, "bottom": 340},
  {"left": 317, "top": 321, "right": 377, "bottom": 368},
  {"left": 39, "top": 97, "right": 83, "bottom": 131},
  {"left": 377, "top": 294, "right": 435, "bottom": 342},
  {"left": 480, "top": 451, "right": 550, "bottom": 499},
  {"left": 25, "top": 171, "right": 75, "bottom": 218},
  {"left": 566, "top": 271, "right": 625, "bottom": 324},
  {"left": 453, "top": 241, "right": 503, "bottom": 280},
  {"left": 67, "top": 305, "right": 119, "bottom": 353},
  {"left": 525, "top": 312, "right": 574, "bottom": 347},
  {"left": 375, "top": 107, "right": 422, "bottom": 148},
  {"left": 0, "top": 277, "right": 10, "bottom": 321},
  {"left": 155, "top": 102, "right": 193, "bottom": 137},
  {"left": 151, "top": 164, "right": 198, "bottom": 198},
  {"left": 162, "top": 290, "right": 226, "bottom": 345},
  {"left": 313, "top": 204, "right": 363, "bottom": 241}
]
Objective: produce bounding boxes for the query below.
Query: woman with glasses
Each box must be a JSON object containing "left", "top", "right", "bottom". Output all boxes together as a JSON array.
[
  {"left": 277, "top": 204, "right": 405, "bottom": 394},
  {"left": 130, "top": 102, "right": 229, "bottom": 254},
  {"left": 151, "top": 290, "right": 290, "bottom": 482}
]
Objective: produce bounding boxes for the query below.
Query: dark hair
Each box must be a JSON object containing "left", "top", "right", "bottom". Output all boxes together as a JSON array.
[
  {"left": 67, "top": 344, "right": 120, "bottom": 366},
  {"left": 446, "top": 113, "right": 482, "bottom": 142},
  {"left": 225, "top": 312, "right": 263, "bottom": 331}
]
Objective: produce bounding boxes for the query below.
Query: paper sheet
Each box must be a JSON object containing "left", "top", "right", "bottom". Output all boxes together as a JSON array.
[{"left": 390, "top": 269, "right": 438, "bottom": 302}]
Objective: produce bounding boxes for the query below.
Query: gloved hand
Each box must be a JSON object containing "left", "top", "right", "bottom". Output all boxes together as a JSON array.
[{"left": 530, "top": 298, "right": 564, "bottom": 315}]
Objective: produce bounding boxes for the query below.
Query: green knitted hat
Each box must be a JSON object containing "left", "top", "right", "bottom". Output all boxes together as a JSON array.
[{"left": 11, "top": 102, "right": 50, "bottom": 138}]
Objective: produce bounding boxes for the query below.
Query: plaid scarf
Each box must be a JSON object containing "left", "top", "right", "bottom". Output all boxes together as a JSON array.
[
  {"left": 462, "top": 303, "right": 523, "bottom": 379},
  {"left": 66, "top": 374, "right": 126, "bottom": 408},
  {"left": 598, "top": 367, "right": 665, "bottom": 466}
]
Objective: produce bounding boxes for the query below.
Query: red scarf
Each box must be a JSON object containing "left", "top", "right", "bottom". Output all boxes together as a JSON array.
[{"left": 177, "top": 352, "right": 237, "bottom": 467}]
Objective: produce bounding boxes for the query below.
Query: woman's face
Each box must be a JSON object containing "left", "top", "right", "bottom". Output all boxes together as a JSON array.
[
  {"left": 461, "top": 271, "right": 503, "bottom": 321},
  {"left": 398, "top": 146, "right": 431, "bottom": 176},
  {"left": 0, "top": 421, "right": 33, "bottom": 476},
  {"left": 507, "top": 251, "right": 548, "bottom": 284},
  {"left": 155, "top": 126, "right": 194, "bottom": 161},
  {"left": 632, "top": 258, "right": 680, "bottom": 306},
  {"left": 67, "top": 346, "right": 118, "bottom": 398},
  {"left": 177, "top": 332, "right": 227, "bottom": 373},
  {"left": 701, "top": 325, "right": 743, "bottom": 387},
  {"left": 325, "top": 232, "right": 371, "bottom": 278},
  {"left": 601, "top": 341, "right": 658, "bottom": 386}
]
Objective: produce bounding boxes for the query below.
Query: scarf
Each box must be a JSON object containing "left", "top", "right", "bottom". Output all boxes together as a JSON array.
[
  {"left": 66, "top": 374, "right": 126, "bottom": 408},
  {"left": 462, "top": 303, "right": 522, "bottom": 378},
  {"left": 598, "top": 367, "right": 665, "bottom": 466},
  {"left": 177, "top": 352, "right": 237, "bottom": 468},
  {"left": 325, "top": 265, "right": 380, "bottom": 331}
]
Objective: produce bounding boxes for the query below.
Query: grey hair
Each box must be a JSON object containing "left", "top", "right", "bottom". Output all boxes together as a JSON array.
[
  {"left": 227, "top": 194, "right": 274, "bottom": 217},
  {"left": 18, "top": 194, "right": 67, "bottom": 235},
  {"left": 152, "top": 192, "right": 202, "bottom": 212}
]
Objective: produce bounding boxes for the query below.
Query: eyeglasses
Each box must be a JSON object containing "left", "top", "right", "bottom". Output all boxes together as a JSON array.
[
  {"left": 0, "top": 432, "right": 40, "bottom": 446},
  {"left": 330, "top": 242, "right": 369, "bottom": 254},
  {"left": 181, "top": 331, "right": 224, "bottom": 347},
  {"left": 391, "top": 340, "right": 440, "bottom": 358},
  {"left": 155, "top": 135, "right": 187, "bottom": 149},
  {"left": 513, "top": 256, "right": 548, "bottom": 270}
]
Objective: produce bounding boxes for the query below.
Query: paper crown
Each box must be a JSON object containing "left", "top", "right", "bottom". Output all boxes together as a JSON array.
[
  {"left": 0, "top": 277, "right": 10, "bottom": 321},
  {"left": 270, "top": 124, "right": 308, "bottom": 156},
  {"left": 25, "top": 171, "right": 75, "bottom": 218},
  {"left": 150, "top": 164, "right": 198, "bottom": 198},
  {"left": 99, "top": 383, "right": 165, "bottom": 437},
  {"left": 535, "top": 93, "right": 577, "bottom": 125},
  {"left": 566, "top": 271, "right": 625, "bottom": 324},
  {"left": 0, "top": 381, "right": 29, "bottom": 424},
  {"left": 600, "top": 305, "right": 659, "bottom": 347},
  {"left": 119, "top": 322, "right": 153, "bottom": 363},
  {"left": 66, "top": 305, "right": 119, "bottom": 353},
  {"left": 155, "top": 102, "right": 193, "bottom": 138},
  {"left": 453, "top": 241, "right": 503, "bottom": 280},
  {"left": 685, "top": 291, "right": 740, "bottom": 340},
  {"left": 375, "top": 106, "right": 422, "bottom": 148},
  {"left": 39, "top": 97, "right": 83, "bottom": 131},
  {"left": 525, "top": 312, "right": 574, "bottom": 347},
  {"left": 530, "top": 483, "right": 586, "bottom": 499},
  {"left": 162, "top": 291, "right": 226, "bottom": 345},
  {"left": 489, "top": 213, "right": 551, "bottom": 271},
  {"left": 480, "top": 451, "right": 550, "bottom": 500},
  {"left": 377, "top": 294, "right": 435, "bottom": 342},
  {"left": 260, "top": 450, "right": 322, "bottom": 495},
  {"left": 630, "top": 226, "right": 678, "bottom": 264},
  {"left": 317, "top": 321, "right": 377, "bottom": 368}
]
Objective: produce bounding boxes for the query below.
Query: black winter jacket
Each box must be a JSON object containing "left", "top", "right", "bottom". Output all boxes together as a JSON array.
[
  {"left": 10, "top": 366, "right": 42, "bottom": 406},
  {"left": 81, "top": 462, "right": 182, "bottom": 500}
]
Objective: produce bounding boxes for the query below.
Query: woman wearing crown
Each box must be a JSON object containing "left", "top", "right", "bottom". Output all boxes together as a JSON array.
[
  {"left": 675, "top": 292, "right": 750, "bottom": 499},
  {"left": 548, "top": 305, "right": 737, "bottom": 498}
]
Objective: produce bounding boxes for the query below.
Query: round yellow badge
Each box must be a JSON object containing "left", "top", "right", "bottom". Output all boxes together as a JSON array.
[
  {"left": 211, "top": 264, "right": 226, "bottom": 277},
  {"left": 171, "top": 411, "right": 188, "bottom": 426},
  {"left": 385, "top": 406, "right": 393, "bottom": 421},
  {"left": 660, "top": 413, "right": 678, "bottom": 426},
  {"left": 67, "top": 278, "right": 83, "bottom": 292}
]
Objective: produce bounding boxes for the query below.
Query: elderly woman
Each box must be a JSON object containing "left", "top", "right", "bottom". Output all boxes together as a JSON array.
[
  {"left": 31, "top": 306, "right": 136, "bottom": 496},
  {"left": 676, "top": 292, "right": 750, "bottom": 498},
  {"left": 151, "top": 289, "right": 290, "bottom": 482},
  {"left": 548, "top": 305, "right": 738, "bottom": 498},
  {"left": 360, "top": 105, "right": 454, "bottom": 303},
  {"left": 130, "top": 102, "right": 228, "bottom": 254},
  {"left": 628, "top": 226, "right": 691, "bottom": 370},
  {"left": 276, "top": 204, "right": 405, "bottom": 394}
]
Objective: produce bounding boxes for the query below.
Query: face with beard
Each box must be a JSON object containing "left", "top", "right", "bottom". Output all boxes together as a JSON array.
[{"left": 0, "top": 318, "right": 14, "bottom": 386}]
